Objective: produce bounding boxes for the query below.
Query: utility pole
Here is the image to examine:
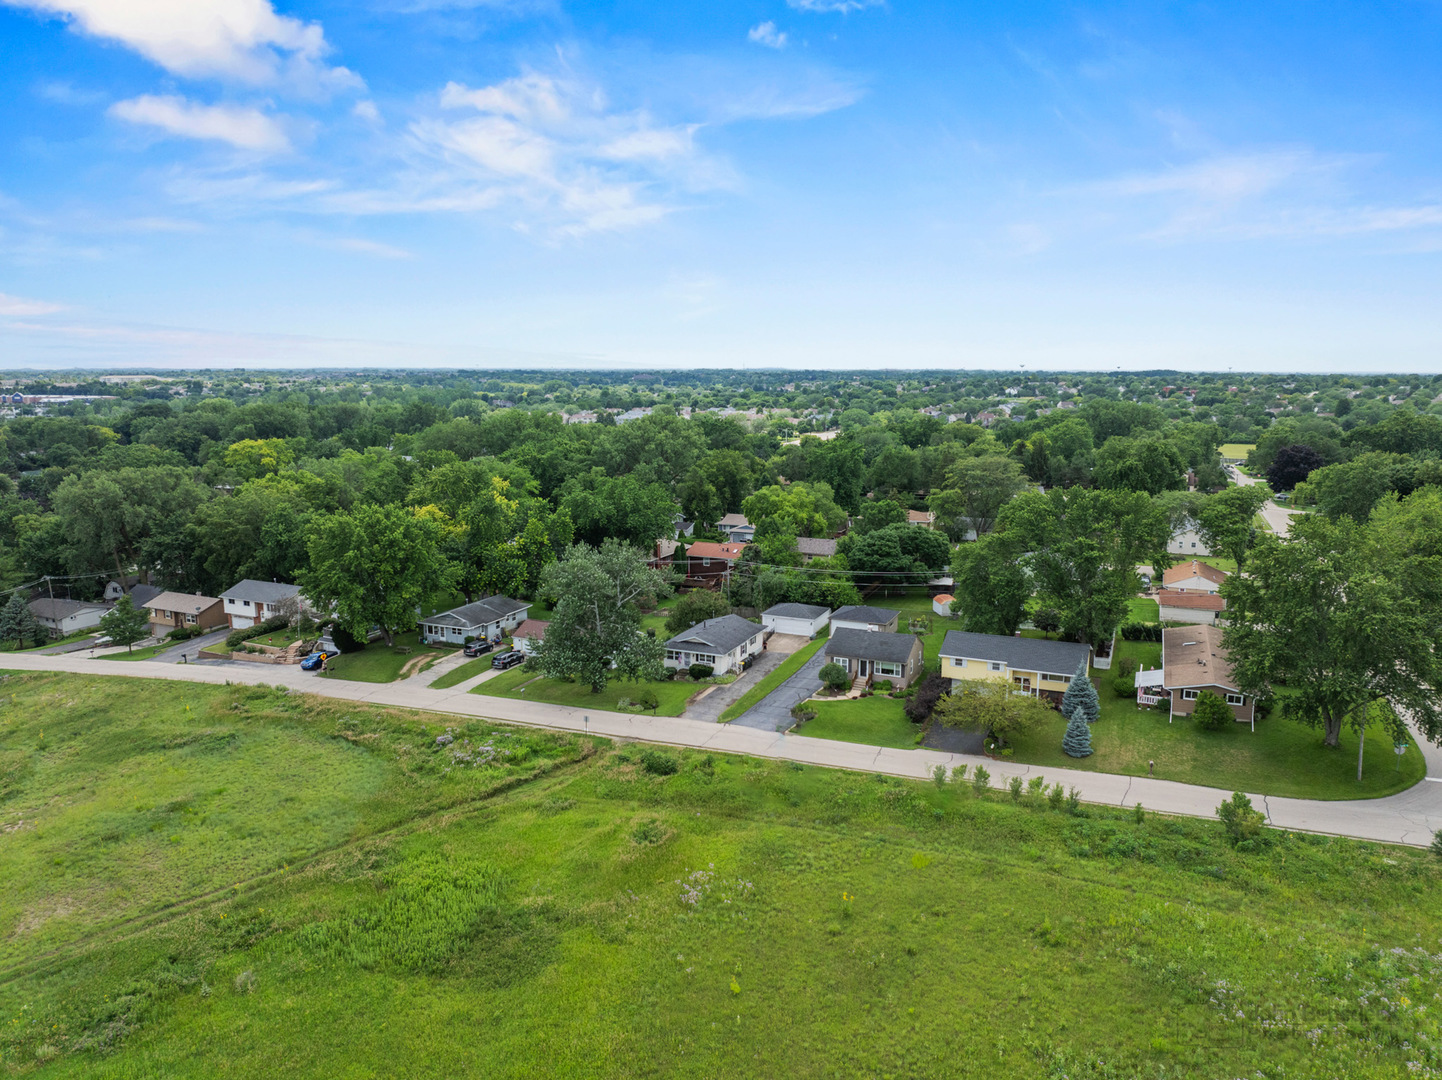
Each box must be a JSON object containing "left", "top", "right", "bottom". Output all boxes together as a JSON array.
[{"left": 44, "top": 575, "right": 53, "bottom": 602}]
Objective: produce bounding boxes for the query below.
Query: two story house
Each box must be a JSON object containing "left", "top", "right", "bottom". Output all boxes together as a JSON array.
[
  {"left": 938, "top": 630, "right": 1093, "bottom": 704},
  {"left": 221, "top": 580, "right": 305, "bottom": 630},
  {"left": 684, "top": 541, "right": 747, "bottom": 589},
  {"left": 715, "top": 514, "right": 756, "bottom": 543}
]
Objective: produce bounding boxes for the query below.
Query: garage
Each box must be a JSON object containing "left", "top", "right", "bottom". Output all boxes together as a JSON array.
[{"left": 761, "top": 603, "right": 831, "bottom": 638}]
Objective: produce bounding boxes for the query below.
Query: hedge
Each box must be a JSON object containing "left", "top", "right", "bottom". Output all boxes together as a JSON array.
[{"left": 224, "top": 614, "right": 290, "bottom": 650}]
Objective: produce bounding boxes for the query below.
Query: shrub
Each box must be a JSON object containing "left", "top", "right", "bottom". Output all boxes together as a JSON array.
[
  {"left": 331, "top": 625, "right": 365, "bottom": 653},
  {"left": 1118, "top": 656, "right": 1137, "bottom": 677},
  {"left": 1192, "top": 690, "right": 1233, "bottom": 732},
  {"left": 790, "top": 703, "right": 818, "bottom": 723},
  {"left": 1008, "top": 776, "right": 1023, "bottom": 802},
  {"left": 1065, "top": 786, "right": 1083, "bottom": 816},
  {"left": 1112, "top": 675, "right": 1136, "bottom": 699},
  {"left": 951, "top": 764, "right": 967, "bottom": 782},
  {"left": 1216, "top": 791, "right": 1266, "bottom": 846},
  {"left": 665, "top": 590, "right": 731, "bottom": 636},
  {"left": 931, "top": 764, "right": 948, "bottom": 788},
  {"left": 1255, "top": 695, "right": 1276, "bottom": 719},
  {"left": 224, "top": 615, "right": 290, "bottom": 650},
  {"left": 904, "top": 673, "right": 949, "bottom": 722},
  {"left": 874, "top": 679, "right": 893, "bottom": 692},
  {"left": 970, "top": 765, "right": 990, "bottom": 797},
  {"left": 818, "top": 662, "right": 850, "bottom": 693},
  {"left": 165, "top": 625, "right": 205, "bottom": 642},
  {"left": 1119, "top": 621, "right": 1163, "bottom": 642},
  {"left": 688, "top": 663, "right": 714, "bottom": 681},
  {"left": 1026, "top": 776, "right": 1047, "bottom": 804},
  {"left": 1133, "top": 802, "right": 1146, "bottom": 825},
  {"left": 637, "top": 688, "right": 659, "bottom": 713},
  {"left": 640, "top": 749, "right": 679, "bottom": 776},
  {"left": 1047, "top": 783, "right": 1065, "bottom": 811},
  {"left": 1432, "top": 830, "right": 1442, "bottom": 859}
]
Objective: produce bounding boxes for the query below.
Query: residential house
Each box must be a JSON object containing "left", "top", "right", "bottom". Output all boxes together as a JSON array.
[
  {"left": 647, "top": 539, "right": 679, "bottom": 572},
  {"left": 715, "top": 514, "right": 756, "bottom": 543},
  {"left": 512, "top": 619, "right": 549, "bottom": 657},
  {"left": 938, "top": 630, "right": 1092, "bottom": 703},
  {"left": 142, "top": 592, "right": 226, "bottom": 636},
  {"left": 823, "top": 628, "right": 924, "bottom": 689},
  {"left": 830, "top": 605, "right": 900, "bottom": 634},
  {"left": 1161, "top": 560, "right": 1228, "bottom": 595},
  {"left": 1134, "top": 625, "right": 1254, "bottom": 725},
  {"left": 420, "top": 596, "right": 531, "bottom": 646},
  {"left": 1156, "top": 590, "right": 1226, "bottom": 626},
  {"left": 663, "top": 614, "right": 764, "bottom": 675},
  {"left": 932, "top": 594, "right": 955, "bottom": 617},
  {"left": 907, "top": 509, "right": 936, "bottom": 528},
  {"left": 684, "top": 541, "right": 747, "bottom": 589},
  {"left": 1167, "top": 520, "right": 1212, "bottom": 556},
  {"left": 795, "top": 536, "right": 838, "bottom": 561},
  {"left": 761, "top": 603, "right": 830, "bottom": 638},
  {"left": 221, "top": 580, "right": 305, "bottom": 629},
  {"left": 103, "top": 576, "right": 138, "bottom": 601},
  {"left": 128, "top": 583, "right": 163, "bottom": 609},
  {"left": 28, "top": 598, "right": 108, "bottom": 638}
]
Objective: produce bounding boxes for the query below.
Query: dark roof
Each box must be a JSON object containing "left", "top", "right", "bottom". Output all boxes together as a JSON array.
[
  {"left": 831, "top": 605, "right": 899, "bottom": 626},
  {"left": 939, "top": 630, "right": 1092, "bottom": 674},
  {"left": 425, "top": 596, "right": 530, "bottom": 629},
  {"left": 221, "top": 579, "right": 302, "bottom": 604},
  {"left": 764, "top": 603, "right": 830, "bottom": 619},
  {"left": 825, "top": 628, "right": 920, "bottom": 664},
  {"left": 128, "top": 584, "right": 163, "bottom": 608},
  {"left": 795, "top": 536, "right": 838, "bottom": 557},
  {"left": 665, "top": 614, "right": 763, "bottom": 654},
  {"left": 29, "top": 598, "right": 107, "bottom": 620}
]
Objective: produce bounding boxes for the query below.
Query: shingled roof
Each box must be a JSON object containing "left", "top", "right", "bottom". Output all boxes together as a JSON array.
[
  {"left": 825, "top": 628, "right": 920, "bottom": 664},
  {"left": 939, "top": 630, "right": 1092, "bottom": 675}
]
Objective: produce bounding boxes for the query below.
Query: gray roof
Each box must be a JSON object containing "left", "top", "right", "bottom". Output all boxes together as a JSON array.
[
  {"left": 764, "top": 603, "right": 830, "bottom": 620},
  {"left": 665, "top": 614, "right": 763, "bottom": 654},
  {"left": 795, "top": 536, "right": 838, "bottom": 557},
  {"left": 128, "top": 584, "right": 163, "bottom": 608},
  {"left": 221, "top": 579, "right": 302, "bottom": 605},
  {"left": 831, "top": 605, "right": 900, "bottom": 626},
  {"left": 29, "top": 598, "right": 107, "bottom": 620},
  {"left": 939, "top": 630, "right": 1091, "bottom": 675},
  {"left": 425, "top": 595, "right": 530, "bottom": 629},
  {"left": 825, "top": 628, "right": 920, "bottom": 664}
]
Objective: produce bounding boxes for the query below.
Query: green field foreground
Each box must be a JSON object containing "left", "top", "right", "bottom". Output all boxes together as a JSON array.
[
  {"left": 473, "top": 664, "right": 698, "bottom": 716},
  {"left": 3, "top": 670, "right": 1442, "bottom": 1078}
]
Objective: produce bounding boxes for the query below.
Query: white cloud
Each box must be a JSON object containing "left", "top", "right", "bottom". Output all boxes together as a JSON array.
[
  {"left": 352, "top": 99, "right": 381, "bottom": 123},
  {"left": 5, "top": 0, "right": 359, "bottom": 91},
  {"left": 110, "top": 94, "right": 291, "bottom": 152},
  {"left": 748, "top": 21, "right": 787, "bottom": 49},
  {"left": 0, "top": 292, "right": 64, "bottom": 315},
  {"left": 787, "top": 0, "right": 883, "bottom": 11}
]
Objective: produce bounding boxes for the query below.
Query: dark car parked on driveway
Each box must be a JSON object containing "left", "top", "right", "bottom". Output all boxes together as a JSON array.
[
  {"left": 301, "top": 649, "right": 336, "bottom": 671},
  {"left": 490, "top": 650, "right": 526, "bottom": 671}
]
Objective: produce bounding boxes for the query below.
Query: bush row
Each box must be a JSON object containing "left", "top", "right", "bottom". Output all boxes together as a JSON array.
[{"left": 224, "top": 614, "right": 290, "bottom": 650}]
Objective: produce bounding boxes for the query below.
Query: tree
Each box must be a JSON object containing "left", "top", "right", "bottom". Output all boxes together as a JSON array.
[
  {"left": 1266, "top": 443, "right": 1325, "bottom": 492},
  {"left": 1222, "top": 513, "right": 1436, "bottom": 749},
  {"left": 1033, "top": 607, "right": 1061, "bottom": 639},
  {"left": 559, "top": 471, "right": 677, "bottom": 549},
  {"left": 1060, "top": 662, "right": 1099, "bottom": 725},
  {"left": 843, "top": 523, "right": 950, "bottom": 585},
  {"left": 222, "top": 438, "right": 294, "bottom": 481},
  {"left": 949, "top": 533, "right": 1031, "bottom": 636},
  {"left": 0, "top": 592, "right": 40, "bottom": 650},
  {"left": 300, "top": 504, "right": 455, "bottom": 646},
  {"left": 933, "top": 680, "right": 1054, "bottom": 748},
  {"left": 1195, "top": 483, "right": 1272, "bottom": 570},
  {"left": 853, "top": 500, "right": 907, "bottom": 535},
  {"left": 98, "top": 595, "right": 151, "bottom": 653},
  {"left": 52, "top": 466, "right": 211, "bottom": 585},
  {"left": 665, "top": 590, "right": 731, "bottom": 636},
  {"left": 1093, "top": 435, "right": 1187, "bottom": 496},
  {"left": 928, "top": 456, "right": 1027, "bottom": 538},
  {"left": 1061, "top": 704, "right": 1093, "bottom": 758},
  {"left": 535, "top": 540, "right": 673, "bottom": 692},
  {"left": 1191, "top": 689, "right": 1233, "bottom": 732},
  {"left": 819, "top": 662, "right": 850, "bottom": 693},
  {"left": 1293, "top": 452, "right": 1421, "bottom": 523},
  {"left": 1216, "top": 791, "right": 1265, "bottom": 846}
]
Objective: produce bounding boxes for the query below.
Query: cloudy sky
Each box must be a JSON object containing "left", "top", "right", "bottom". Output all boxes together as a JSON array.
[{"left": 2, "top": 0, "right": 1441, "bottom": 371}]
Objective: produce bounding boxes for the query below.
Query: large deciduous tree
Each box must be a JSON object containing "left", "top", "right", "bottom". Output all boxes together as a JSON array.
[
  {"left": 1195, "top": 483, "right": 1273, "bottom": 570},
  {"left": 949, "top": 533, "right": 1031, "bottom": 636},
  {"left": 928, "top": 455, "right": 1028, "bottom": 539},
  {"left": 1093, "top": 435, "right": 1187, "bottom": 496},
  {"left": 933, "top": 680, "right": 1055, "bottom": 748},
  {"left": 52, "top": 466, "right": 211, "bottom": 585},
  {"left": 842, "top": 523, "right": 951, "bottom": 585},
  {"left": 300, "top": 504, "right": 455, "bottom": 646},
  {"left": 1266, "top": 444, "right": 1325, "bottom": 492}
]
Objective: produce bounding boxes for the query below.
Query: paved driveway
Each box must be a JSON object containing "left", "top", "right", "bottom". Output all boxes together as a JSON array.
[
  {"left": 148, "top": 628, "right": 233, "bottom": 664},
  {"left": 730, "top": 649, "right": 828, "bottom": 732},
  {"left": 683, "top": 647, "right": 791, "bottom": 723}
]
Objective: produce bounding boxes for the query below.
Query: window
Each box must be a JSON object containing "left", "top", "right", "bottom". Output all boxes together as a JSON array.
[
  {"left": 989, "top": 661, "right": 1004, "bottom": 672},
  {"left": 1182, "top": 689, "right": 1198, "bottom": 701},
  {"left": 702, "top": 557, "right": 711, "bottom": 567},
  {"left": 875, "top": 662, "right": 902, "bottom": 678},
  {"left": 954, "top": 658, "right": 967, "bottom": 667},
  {"left": 184, "top": 614, "right": 197, "bottom": 625},
  {"left": 835, "top": 657, "right": 850, "bottom": 672},
  {"left": 666, "top": 650, "right": 682, "bottom": 662},
  {"left": 1226, "top": 694, "right": 1244, "bottom": 706},
  {"left": 242, "top": 599, "right": 252, "bottom": 608}
]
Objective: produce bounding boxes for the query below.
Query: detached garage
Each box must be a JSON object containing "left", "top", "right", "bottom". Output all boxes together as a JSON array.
[{"left": 761, "top": 603, "right": 831, "bottom": 638}]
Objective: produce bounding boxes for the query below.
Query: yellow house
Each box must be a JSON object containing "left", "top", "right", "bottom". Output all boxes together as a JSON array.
[{"left": 938, "top": 631, "right": 1093, "bottom": 704}]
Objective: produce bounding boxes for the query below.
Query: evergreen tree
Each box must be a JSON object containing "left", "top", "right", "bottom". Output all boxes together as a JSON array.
[
  {"left": 1060, "top": 661, "right": 1100, "bottom": 724},
  {"left": 0, "top": 592, "right": 39, "bottom": 650},
  {"left": 98, "top": 595, "right": 151, "bottom": 653},
  {"left": 1062, "top": 704, "right": 1094, "bottom": 758}
]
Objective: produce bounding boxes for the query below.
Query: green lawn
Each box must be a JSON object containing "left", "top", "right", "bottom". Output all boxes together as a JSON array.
[
  {"left": 5, "top": 670, "right": 1440, "bottom": 1079},
  {"left": 718, "top": 634, "right": 829, "bottom": 721},
  {"left": 795, "top": 694, "right": 921, "bottom": 749},
  {"left": 319, "top": 632, "right": 443, "bottom": 683},
  {"left": 230, "top": 627, "right": 314, "bottom": 652},
  {"left": 1219, "top": 442, "right": 1256, "bottom": 460},
  {"left": 1002, "top": 640, "right": 1426, "bottom": 799},
  {"left": 473, "top": 665, "right": 698, "bottom": 716},
  {"left": 0, "top": 628, "right": 96, "bottom": 653},
  {"left": 101, "top": 643, "right": 172, "bottom": 662},
  {"left": 429, "top": 654, "right": 494, "bottom": 689},
  {"left": 1126, "top": 597, "right": 1159, "bottom": 622},
  {"left": 1197, "top": 555, "right": 1238, "bottom": 573}
]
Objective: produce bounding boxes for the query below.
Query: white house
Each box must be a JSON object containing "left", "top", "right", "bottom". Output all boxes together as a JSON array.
[
  {"left": 761, "top": 603, "right": 830, "bottom": 638},
  {"left": 221, "top": 580, "right": 305, "bottom": 630},
  {"left": 420, "top": 596, "right": 531, "bottom": 646},
  {"left": 715, "top": 514, "right": 756, "bottom": 542},
  {"left": 1156, "top": 590, "right": 1226, "bottom": 626},
  {"left": 29, "top": 598, "right": 108, "bottom": 638},
  {"left": 829, "top": 605, "right": 900, "bottom": 634},
  {"left": 1167, "top": 519, "right": 1212, "bottom": 556},
  {"left": 664, "top": 614, "right": 764, "bottom": 675}
]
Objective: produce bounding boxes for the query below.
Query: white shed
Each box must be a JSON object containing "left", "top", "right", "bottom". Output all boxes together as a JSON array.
[
  {"left": 761, "top": 603, "right": 831, "bottom": 638},
  {"left": 932, "top": 594, "right": 954, "bottom": 617}
]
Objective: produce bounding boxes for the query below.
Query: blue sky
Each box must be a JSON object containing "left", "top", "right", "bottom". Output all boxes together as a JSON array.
[{"left": 2, "top": 0, "right": 1441, "bottom": 371}]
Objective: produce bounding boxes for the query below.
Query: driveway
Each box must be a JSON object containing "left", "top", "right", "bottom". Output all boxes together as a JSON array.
[
  {"left": 683, "top": 646, "right": 791, "bottom": 724},
  {"left": 730, "top": 648, "right": 828, "bottom": 732},
  {"left": 148, "top": 628, "right": 233, "bottom": 664}
]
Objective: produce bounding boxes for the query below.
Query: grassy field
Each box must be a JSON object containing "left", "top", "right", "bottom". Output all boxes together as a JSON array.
[
  {"left": 428, "top": 654, "right": 494, "bottom": 689},
  {"left": 2, "top": 671, "right": 1441, "bottom": 1079},
  {"left": 319, "top": 632, "right": 443, "bottom": 683},
  {"left": 1219, "top": 442, "right": 1257, "bottom": 460},
  {"left": 1126, "top": 596, "right": 1159, "bottom": 622},
  {"left": 718, "top": 634, "right": 829, "bottom": 721},
  {"left": 1003, "top": 640, "right": 1426, "bottom": 799},
  {"left": 473, "top": 665, "right": 698, "bottom": 716},
  {"left": 795, "top": 694, "right": 920, "bottom": 748}
]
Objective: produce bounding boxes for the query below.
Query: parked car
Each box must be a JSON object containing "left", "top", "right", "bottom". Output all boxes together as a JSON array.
[
  {"left": 490, "top": 650, "right": 526, "bottom": 671},
  {"left": 301, "top": 649, "right": 336, "bottom": 671},
  {"left": 463, "top": 639, "right": 495, "bottom": 658}
]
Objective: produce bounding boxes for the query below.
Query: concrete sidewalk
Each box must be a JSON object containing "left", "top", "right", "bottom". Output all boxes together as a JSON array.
[{"left": 2, "top": 650, "right": 1439, "bottom": 847}]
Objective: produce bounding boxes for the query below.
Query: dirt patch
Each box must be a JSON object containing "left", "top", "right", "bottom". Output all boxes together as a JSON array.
[{"left": 399, "top": 653, "right": 440, "bottom": 679}]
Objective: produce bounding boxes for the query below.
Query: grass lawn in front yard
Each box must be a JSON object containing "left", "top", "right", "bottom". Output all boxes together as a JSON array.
[
  {"left": 794, "top": 694, "right": 921, "bottom": 749},
  {"left": 1127, "top": 597, "right": 1159, "bottom": 622},
  {"left": 102, "top": 643, "right": 172, "bottom": 662},
  {"left": 1, "top": 628, "right": 96, "bottom": 653},
  {"left": 1197, "top": 555, "right": 1238, "bottom": 573},
  {"left": 1001, "top": 640, "right": 1426, "bottom": 799},
  {"left": 320, "top": 632, "right": 445, "bottom": 683},
  {"left": 428, "top": 654, "right": 494, "bottom": 689},
  {"left": 718, "top": 634, "right": 829, "bottom": 721},
  {"left": 472, "top": 666, "right": 698, "bottom": 715},
  {"left": 229, "top": 627, "right": 315, "bottom": 652}
]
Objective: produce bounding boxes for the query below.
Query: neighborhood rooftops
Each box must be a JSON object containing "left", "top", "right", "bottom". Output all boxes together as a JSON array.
[
  {"left": 143, "top": 591, "right": 221, "bottom": 612},
  {"left": 938, "top": 630, "right": 1092, "bottom": 674},
  {"left": 28, "top": 598, "right": 107, "bottom": 620},
  {"left": 220, "top": 579, "right": 302, "bottom": 605},
  {"left": 427, "top": 596, "right": 529, "bottom": 629},
  {"left": 686, "top": 541, "right": 747, "bottom": 561},
  {"left": 1161, "top": 560, "right": 1229, "bottom": 588},
  {"left": 795, "top": 536, "right": 838, "bottom": 558},
  {"left": 664, "top": 614, "right": 762, "bottom": 655},
  {"left": 1162, "top": 625, "right": 1241, "bottom": 692},
  {"left": 128, "top": 583, "right": 163, "bottom": 608},
  {"left": 825, "top": 627, "right": 918, "bottom": 663},
  {"left": 763, "top": 603, "right": 830, "bottom": 619},
  {"left": 716, "top": 513, "right": 750, "bottom": 528},
  {"left": 832, "top": 605, "right": 900, "bottom": 625},
  {"left": 1156, "top": 590, "right": 1227, "bottom": 611}
]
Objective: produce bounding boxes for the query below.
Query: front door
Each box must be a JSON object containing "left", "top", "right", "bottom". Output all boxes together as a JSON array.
[{"left": 859, "top": 659, "right": 869, "bottom": 677}]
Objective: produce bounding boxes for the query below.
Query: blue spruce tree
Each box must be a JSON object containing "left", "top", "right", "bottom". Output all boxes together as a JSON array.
[
  {"left": 1060, "top": 661, "right": 1100, "bottom": 724},
  {"left": 1062, "top": 703, "right": 1094, "bottom": 758}
]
